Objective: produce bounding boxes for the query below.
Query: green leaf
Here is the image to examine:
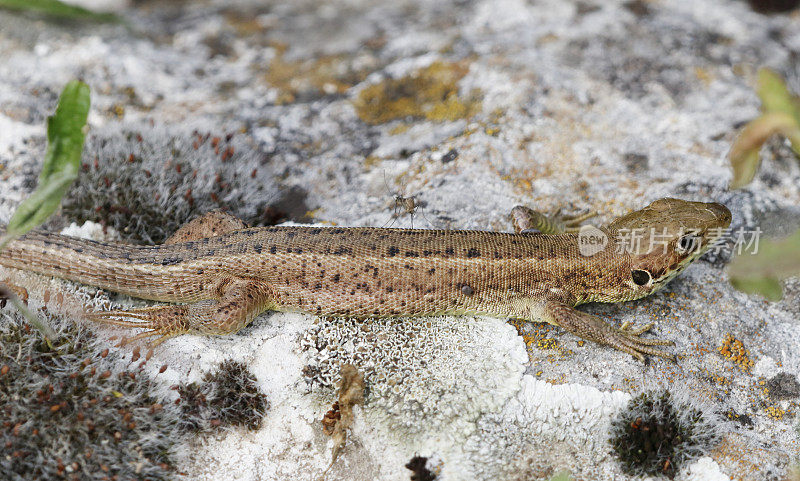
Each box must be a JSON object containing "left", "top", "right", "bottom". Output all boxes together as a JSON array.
[
  {"left": 757, "top": 68, "right": 800, "bottom": 156},
  {"left": 8, "top": 292, "right": 57, "bottom": 344},
  {"left": 728, "top": 229, "right": 800, "bottom": 301},
  {"left": 730, "top": 69, "right": 800, "bottom": 188},
  {"left": 757, "top": 69, "right": 800, "bottom": 120},
  {"left": 0, "top": 0, "right": 120, "bottom": 23},
  {"left": 546, "top": 473, "right": 572, "bottom": 481},
  {"left": 729, "top": 277, "right": 784, "bottom": 302},
  {"left": 1, "top": 80, "right": 89, "bottom": 245},
  {"left": 729, "top": 112, "right": 800, "bottom": 189},
  {"left": 0, "top": 80, "right": 90, "bottom": 342}
]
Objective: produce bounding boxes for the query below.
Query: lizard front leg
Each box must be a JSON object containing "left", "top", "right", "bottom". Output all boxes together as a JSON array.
[
  {"left": 87, "top": 277, "right": 276, "bottom": 346},
  {"left": 510, "top": 205, "right": 597, "bottom": 234},
  {"left": 541, "top": 298, "right": 675, "bottom": 361}
]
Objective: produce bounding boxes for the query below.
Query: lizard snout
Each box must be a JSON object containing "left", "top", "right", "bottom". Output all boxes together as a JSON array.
[{"left": 705, "top": 202, "right": 732, "bottom": 226}]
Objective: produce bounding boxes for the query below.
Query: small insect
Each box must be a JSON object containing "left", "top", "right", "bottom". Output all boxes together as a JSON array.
[
  {"left": 388, "top": 193, "right": 428, "bottom": 227},
  {"left": 381, "top": 171, "right": 432, "bottom": 229}
]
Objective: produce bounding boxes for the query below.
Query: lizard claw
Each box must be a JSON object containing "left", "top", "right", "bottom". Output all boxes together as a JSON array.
[
  {"left": 86, "top": 305, "right": 189, "bottom": 347},
  {"left": 619, "top": 321, "right": 656, "bottom": 336},
  {"left": 606, "top": 322, "right": 675, "bottom": 362}
]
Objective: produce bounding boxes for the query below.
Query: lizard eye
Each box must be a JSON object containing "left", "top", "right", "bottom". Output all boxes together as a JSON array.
[
  {"left": 677, "top": 233, "right": 701, "bottom": 254},
  {"left": 631, "top": 269, "right": 651, "bottom": 286}
]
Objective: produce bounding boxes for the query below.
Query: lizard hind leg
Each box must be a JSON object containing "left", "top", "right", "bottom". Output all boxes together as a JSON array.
[
  {"left": 164, "top": 210, "right": 249, "bottom": 244},
  {"left": 86, "top": 278, "right": 276, "bottom": 347}
]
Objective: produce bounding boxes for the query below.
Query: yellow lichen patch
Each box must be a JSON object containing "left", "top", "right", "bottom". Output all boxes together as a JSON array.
[
  {"left": 304, "top": 208, "right": 322, "bottom": 220},
  {"left": 698, "top": 365, "right": 734, "bottom": 392},
  {"left": 507, "top": 319, "right": 527, "bottom": 332},
  {"left": 621, "top": 377, "right": 639, "bottom": 391},
  {"left": 763, "top": 404, "right": 790, "bottom": 421},
  {"left": 507, "top": 319, "right": 573, "bottom": 361},
  {"left": 353, "top": 61, "right": 482, "bottom": 125},
  {"left": 223, "top": 9, "right": 267, "bottom": 36},
  {"left": 508, "top": 320, "right": 556, "bottom": 349},
  {"left": 718, "top": 334, "right": 755, "bottom": 373},
  {"left": 757, "top": 377, "right": 798, "bottom": 420},
  {"left": 535, "top": 338, "right": 559, "bottom": 350},
  {"left": 388, "top": 123, "right": 411, "bottom": 135},
  {"left": 265, "top": 43, "right": 368, "bottom": 105},
  {"left": 711, "top": 374, "right": 732, "bottom": 386},
  {"left": 110, "top": 103, "right": 125, "bottom": 118},
  {"left": 546, "top": 373, "right": 567, "bottom": 385}
]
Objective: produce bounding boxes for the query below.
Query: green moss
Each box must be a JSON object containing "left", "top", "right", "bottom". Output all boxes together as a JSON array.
[
  {"left": 176, "top": 360, "right": 268, "bottom": 432},
  {"left": 0, "top": 316, "right": 178, "bottom": 481},
  {"left": 609, "top": 390, "right": 719, "bottom": 479},
  {"left": 0, "top": 308, "right": 269, "bottom": 480},
  {"left": 61, "top": 124, "right": 298, "bottom": 244},
  {"left": 353, "top": 61, "right": 482, "bottom": 125}
]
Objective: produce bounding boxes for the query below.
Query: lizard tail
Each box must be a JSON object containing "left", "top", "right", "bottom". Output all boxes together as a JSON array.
[{"left": 0, "top": 230, "right": 174, "bottom": 300}]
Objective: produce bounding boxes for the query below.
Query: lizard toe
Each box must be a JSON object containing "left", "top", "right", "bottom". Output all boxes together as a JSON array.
[
  {"left": 87, "top": 305, "right": 190, "bottom": 346},
  {"left": 606, "top": 327, "right": 676, "bottom": 361}
]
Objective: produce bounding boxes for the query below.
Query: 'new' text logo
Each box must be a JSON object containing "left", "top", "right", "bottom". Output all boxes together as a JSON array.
[{"left": 578, "top": 225, "right": 608, "bottom": 257}]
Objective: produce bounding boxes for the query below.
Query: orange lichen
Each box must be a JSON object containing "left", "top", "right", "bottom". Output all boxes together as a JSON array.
[
  {"left": 718, "top": 334, "right": 755, "bottom": 373},
  {"left": 546, "top": 373, "right": 567, "bottom": 385},
  {"left": 723, "top": 410, "right": 748, "bottom": 423},
  {"left": 763, "top": 404, "right": 790, "bottom": 421},
  {"left": 712, "top": 434, "right": 774, "bottom": 479},
  {"left": 535, "top": 338, "right": 559, "bottom": 350},
  {"left": 508, "top": 320, "right": 560, "bottom": 350}
]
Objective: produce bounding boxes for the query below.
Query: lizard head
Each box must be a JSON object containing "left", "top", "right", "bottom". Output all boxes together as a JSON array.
[{"left": 605, "top": 198, "right": 731, "bottom": 300}]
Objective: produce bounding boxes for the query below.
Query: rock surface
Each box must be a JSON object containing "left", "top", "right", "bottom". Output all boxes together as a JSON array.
[{"left": 1, "top": 0, "right": 799, "bottom": 480}]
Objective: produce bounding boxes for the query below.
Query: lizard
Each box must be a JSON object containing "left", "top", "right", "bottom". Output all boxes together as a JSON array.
[{"left": 0, "top": 197, "right": 731, "bottom": 361}]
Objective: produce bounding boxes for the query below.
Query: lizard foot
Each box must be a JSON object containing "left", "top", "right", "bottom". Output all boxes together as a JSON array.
[
  {"left": 86, "top": 278, "right": 275, "bottom": 347},
  {"left": 544, "top": 299, "right": 675, "bottom": 362},
  {"left": 608, "top": 321, "right": 675, "bottom": 362},
  {"left": 86, "top": 305, "right": 190, "bottom": 347},
  {"left": 510, "top": 205, "right": 597, "bottom": 234}
]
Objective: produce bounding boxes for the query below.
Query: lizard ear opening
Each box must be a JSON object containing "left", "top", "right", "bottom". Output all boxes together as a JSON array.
[{"left": 631, "top": 269, "right": 651, "bottom": 286}]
